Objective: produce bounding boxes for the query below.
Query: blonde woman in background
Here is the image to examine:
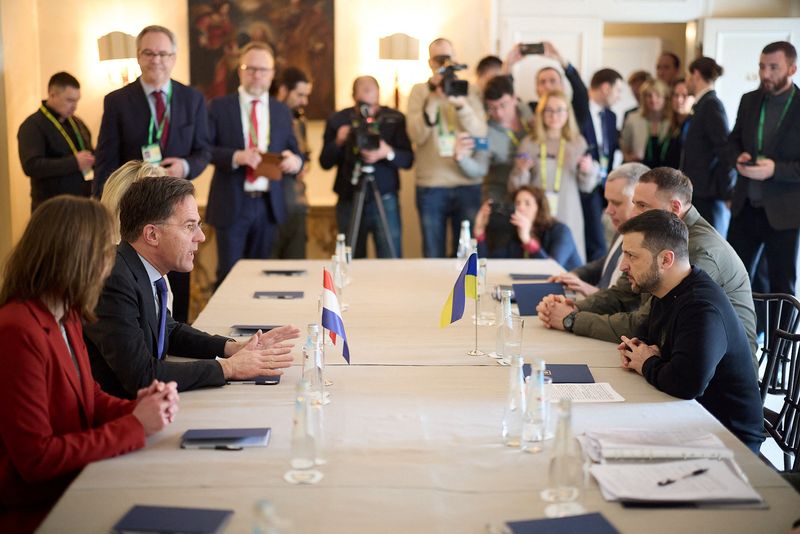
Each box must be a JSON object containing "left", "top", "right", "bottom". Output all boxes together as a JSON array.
[
  {"left": 620, "top": 79, "right": 673, "bottom": 168},
  {"left": 100, "top": 160, "right": 166, "bottom": 243},
  {"left": 509, "top": 90, "right": 597, "bottom": 262}
]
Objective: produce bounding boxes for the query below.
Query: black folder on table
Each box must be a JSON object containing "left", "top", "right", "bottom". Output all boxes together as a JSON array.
[
  {"left": 506, "top": 512, "right": 619, "bottom": 534},
  {"left": 509, "top": 273, "right": 551, "bottom": 281},
  {"left": 113, "top": 505, "right": 233, "bottom": 534},
  {"left": 263, "top": 269, "right": 307, "bottom": 276},
  {"left": 512, "top": 282, "right": 565, "bottom": 316},
  {"left": 229, "top": 324, "right": 281, "bottom": 336},
  {"left": 253, "top": 291, "right": 304, "bottom": 300},
  {"left": 180, "top": 427, "right": 271, "bottom": 449},
  {"left": 523, "top": 363, "right": 595, "bottom": 383}
]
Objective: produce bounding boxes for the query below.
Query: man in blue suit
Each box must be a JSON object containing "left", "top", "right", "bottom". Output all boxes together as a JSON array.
[
  {"left": 207, "top": 42, "right": 302, "bottom": 284},
  {"left": 94, "top": 25, "right": 211, "bottom": 323},
  {"left": 580, "top": 68, "right": 623, "bottom": 262}
]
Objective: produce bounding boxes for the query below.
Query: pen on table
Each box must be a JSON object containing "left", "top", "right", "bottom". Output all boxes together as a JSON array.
[
  {"left": 198, "top": 445, "right": 244, "bottom": 451},
  {"left": 657, "top": 467, "right": 708, "bottom": 486}
]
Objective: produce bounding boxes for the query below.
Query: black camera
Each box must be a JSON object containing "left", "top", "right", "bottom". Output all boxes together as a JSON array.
[
  {"left": 435, "top": 57, "right": 469, "bottom": 97},
  {"left": 352, "top": 103, "right": 381, "bottom": 151}
]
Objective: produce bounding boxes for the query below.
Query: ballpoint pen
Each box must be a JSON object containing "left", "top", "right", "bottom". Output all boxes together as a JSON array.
[{"left": 657, "top": 467, "right": 709, "bottom": 486}]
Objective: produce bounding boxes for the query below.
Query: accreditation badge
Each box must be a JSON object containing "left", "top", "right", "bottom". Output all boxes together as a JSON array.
[
  {"left": 546, "top": 191, "right": 559, "bottom": 217},
  {"left": 141, "top": 143, "right": 163, "bottom": 164},
  {"left": 599, "top": 155, "right": 609, "bottom": 180},
  {"left": 437, "top": 133, "right": 456, "bottom": 158},
  {"left": 82, "top": 169, "right": 94, "bottom": 182}
]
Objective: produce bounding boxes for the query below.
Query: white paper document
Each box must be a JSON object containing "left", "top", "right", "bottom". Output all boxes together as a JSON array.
[
  {"left": 590, "top": 459, "right": 763, "bottom": 505},
  {"left": 547, "top": 382, "right": 624, "bottom": 403},
  {"left": 579, "top": 428, "right": 734, "bottom": 462}
]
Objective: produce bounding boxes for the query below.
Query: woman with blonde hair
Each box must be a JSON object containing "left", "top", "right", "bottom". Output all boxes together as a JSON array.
[
  {"left": 101, "top": 160, "right": 166, "bottom": 242},
  {"left": 620, "top": 79, "right": 673, "bottom": 167},
  {"left": 509, "top": 90, "right": 597, "bottom": 261},
  {"left": 0, "top": 197, "right": 178, "bottom": 532}
]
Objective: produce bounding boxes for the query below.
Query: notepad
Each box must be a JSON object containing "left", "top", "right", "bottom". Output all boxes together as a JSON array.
[
  {"left": 509, "top": 273, "right": 552, "bottom": 281},
  {"left": 253, "top": 291, "right": 304, "bottom": 299},
  {"left": 506, "top": 512, "right": 620, "bottom": 534},
  {"left": 230, "top": 324, "right": 281, "bottom": 336},
  {"left": 254, "top": 151, "right": 284, "bottom": 180},
  {"left": 263, "top": 269, "right": 307, "bottom": 276},
  {"left": 513, "top": 283, "right": 565, "bottom": 316},
  {"left": 523, "top": 363, "right": 595, "bottom": 383},
  {"left": 113, "top": 505, "right": 233, "bottom": 534},
  {"left": 181, "top": 427, "right": 271, "bottom": 449}
]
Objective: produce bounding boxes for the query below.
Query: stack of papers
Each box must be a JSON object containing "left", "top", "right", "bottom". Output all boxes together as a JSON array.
[
  {"left": 590, "top": 459, "right": 764, "bottom": 507},
  {"left": 548, "top": 383, "right": 625, "bottom": 403},
  {"left": 579, "top": 429, "right": 734, "bottom": 462}
]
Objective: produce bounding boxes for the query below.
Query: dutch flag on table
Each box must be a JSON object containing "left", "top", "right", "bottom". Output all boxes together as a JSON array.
[
  {"left": 322, "top": 268, "right": 350, "bottom": 363},
  {"left": 439, "top": 252, "right": 478, "bottom": 328}
]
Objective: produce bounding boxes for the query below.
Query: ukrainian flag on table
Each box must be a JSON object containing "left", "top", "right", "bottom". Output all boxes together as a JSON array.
[{"left": 439, "top": 252, "right": 478, "bottom": 328}]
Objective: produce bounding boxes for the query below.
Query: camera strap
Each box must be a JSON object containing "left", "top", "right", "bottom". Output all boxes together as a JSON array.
[{"left": 539, "top": 139, "right": 566, "bottom": 193}]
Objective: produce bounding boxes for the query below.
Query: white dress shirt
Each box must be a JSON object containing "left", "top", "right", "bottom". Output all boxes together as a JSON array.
[{"left": 236, "top": 86, "right": 271, "bottom": 193}]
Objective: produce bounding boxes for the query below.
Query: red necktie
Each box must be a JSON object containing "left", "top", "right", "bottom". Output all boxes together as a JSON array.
[
  {"left": 154, "top": 90, "right": 169, "bottom": 149},
  {"left": 246, "top": 99, "right": 259, "bottom": 183}
]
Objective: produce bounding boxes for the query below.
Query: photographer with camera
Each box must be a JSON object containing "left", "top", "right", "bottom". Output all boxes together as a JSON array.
[
  {"left": 473, "top": 185, "right": 581, "bottom": 269},
  {"left": 407, "top": 38, "right": 488, "bottom": 258},
  {"left": 320, "top": 76, "right": 413, "bottom": 258}
]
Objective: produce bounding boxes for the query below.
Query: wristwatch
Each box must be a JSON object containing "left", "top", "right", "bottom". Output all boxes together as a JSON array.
[{"left": 562, "top": 311, "right": 577, "bottom": 332}]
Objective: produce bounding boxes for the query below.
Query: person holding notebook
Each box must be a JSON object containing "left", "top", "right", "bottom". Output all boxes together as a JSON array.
[{"left": 0, "top": 197, "right": 179, "bottom": 532}]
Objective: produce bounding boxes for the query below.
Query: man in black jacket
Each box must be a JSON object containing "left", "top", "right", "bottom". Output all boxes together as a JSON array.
[
  {"left": 17, "top": 72, "right": 94, "bottom": 211},
  {"left": 320, "top": 76, "right": 413, "bottom": 258},
  {"left": 85, "top": 176, "right": 298, "bottom": 398},
  {"left": 617, "top": 210, "right": 764, "bottom": 453},
  {"left": 728, "top": 41, "right": 800, "bottom": 296}
]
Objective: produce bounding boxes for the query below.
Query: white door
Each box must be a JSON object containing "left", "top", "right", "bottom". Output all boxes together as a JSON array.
[
  {"left": 701, "top": 18, "right": 800, "bottom": 127},
  {"left": 603, "top": 36, "right": 662, "bottom": 129},
  {"left": 498, "top": 16, "right": 603, "bottom": 105}
]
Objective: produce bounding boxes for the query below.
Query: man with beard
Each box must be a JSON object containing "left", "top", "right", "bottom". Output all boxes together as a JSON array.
[
  {"left": 616, "top": 210, "right": 763, "bottom": 454},
  {"left": 728, "top": 41, "right": 800, "bottom": 296},
  {"left": 536, "top": 167, "right": 757, "bottom": 366}
]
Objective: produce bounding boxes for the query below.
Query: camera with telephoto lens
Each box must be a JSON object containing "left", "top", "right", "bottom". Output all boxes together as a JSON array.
[
  {"left": 352, "top": 102, "right": 382, "bottom": 151},
  {"left": 435, "top": 56, "right": 469, "bottom": 97}
]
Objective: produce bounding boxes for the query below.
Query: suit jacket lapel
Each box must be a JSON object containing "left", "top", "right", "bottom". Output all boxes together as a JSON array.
[
  {"left": 766, "top": 83, "right": 799, "bottom": 155},
  {"left": 118, "top": 242, "right": 160, "bottom": 352},
  {"left": 233, "top": 94, "right": 246, "bottom": 150},
  {"left": 164, "top": 81, "right": 181, "bottom": 154},
  {"left": 64, "top": 312, "right": 94, "bottom": 421}
]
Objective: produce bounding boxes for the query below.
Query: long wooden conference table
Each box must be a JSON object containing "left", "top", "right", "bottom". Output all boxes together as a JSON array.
[{"left": 40, "top": 259, "right": 800, "bottom": 533}]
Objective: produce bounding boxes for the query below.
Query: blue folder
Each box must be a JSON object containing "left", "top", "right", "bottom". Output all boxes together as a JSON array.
[
  {"left": 180, "top": 427, "right": 271, "bottom": 449},
  {"left": 523, "top": 363, "right": 595, "bottom": 383},
  {"left": 512, "top": 282, "right": 565, "bottom": 316},
  {"left": 506, "top": 512, "right": 619, "bottom": 534},
  {"left": 113, "top": 505, "right": 233, "bottom": 534}
]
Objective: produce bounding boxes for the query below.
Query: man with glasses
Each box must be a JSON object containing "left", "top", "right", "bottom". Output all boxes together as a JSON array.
[
  {"left": 206, "top": 42, "right": 302, "bottom": 284},
  {"left": 94, "top": 25, "right": 211, "bottom": 322},
  {"left": 85, "top": 176, "right": 300, "bottom": 398}
]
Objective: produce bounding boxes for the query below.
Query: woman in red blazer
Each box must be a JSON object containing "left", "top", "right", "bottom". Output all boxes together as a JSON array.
[{"left": 0, "top": 197, "right": 179, "bottom": 532}]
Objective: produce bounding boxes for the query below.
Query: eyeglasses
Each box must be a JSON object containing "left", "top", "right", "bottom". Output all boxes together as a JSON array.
[
  {"left": 158, "top": 221, "right": 204, "bottom": 235},
  {"left": 240, "top": 65, "right": 274, "bottom": 75},
  {"left": 139, "top": 50, "right": 175, "bottom": 60},
  {"left": 542, "top": 108, "right": 568, "bottom": 116}
]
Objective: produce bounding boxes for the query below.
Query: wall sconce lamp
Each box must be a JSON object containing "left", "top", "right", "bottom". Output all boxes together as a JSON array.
[
  {"left": 98, "top": 31, "right": 138, "bottom": 86},
  {"left": 379, "top": 33, "right": 419, "bottom": 109}
]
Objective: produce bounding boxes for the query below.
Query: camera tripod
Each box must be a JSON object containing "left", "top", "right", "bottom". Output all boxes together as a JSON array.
[{"left": 346, "top": 161, "right": 398, "bottom": 259}]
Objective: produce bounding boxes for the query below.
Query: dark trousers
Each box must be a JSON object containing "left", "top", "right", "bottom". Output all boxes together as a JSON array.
[
  {"left": 693, "top": 196, "right": 731, "bottom": 238},
  {"left": 272, "top": 175, "right": 307, "bottom": 259},
  {"left": 215, "top": 194, "right": 276, "bottom": 285},
  {"left": 728, "top": 200, "right": 800, "bottom": 296},
  {"left": 581, "top": 185, "right": 607, "bottom": 262}
]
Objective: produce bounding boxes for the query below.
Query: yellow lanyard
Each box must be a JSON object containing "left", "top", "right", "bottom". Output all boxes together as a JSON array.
[
  {"left": 539, "top": 139, "right": 565, "bottom": 192},
  {"left": 437, "top": 105, "right": 457, "bottom": 136},
  {"left": 39, "top": 105, "right": 85, "bottom": 154}
]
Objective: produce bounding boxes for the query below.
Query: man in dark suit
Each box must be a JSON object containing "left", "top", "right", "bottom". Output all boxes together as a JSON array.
[
  {"left": 728, "top": 41, "right": 800, "bottom": 296},
  {"left": 580, "top": 68, "right": 623, "bottom": 261},
  {"left": 207, "top": 42, "right": 303, "bottom": 284},
  {"left": 94, "top": 25, "right": 211, "bottom": 322},
  {"left": 682, "top": 56, "right": 734, "bottom": 236},
  {"left": 84, "top": 176, "right": 299, "bottom": 399},
  {"left": 17, "top": 72, "right": 94, "bottom": 211}
]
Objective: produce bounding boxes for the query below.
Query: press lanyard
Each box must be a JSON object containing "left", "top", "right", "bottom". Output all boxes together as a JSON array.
[
  {"left": 147, "top": 84, "right": 173, "bottom": 145},
  {"left": 539, "top": 139, "right": 566, "bottom": 192},
  {"left": 436, "top": 106, "right": 456, "bottom": 136},
  {"left": 645, "top": 127, "right": 670, "bottom": 164},
  {"left": 505, "top": 122, "right": 529, "bottom": 147},
  {"left": 757, "top": 86, "right": 795, "bottom": 156},
  {"left": 39, "top": 105, "right": 85, "bottom": 154}
]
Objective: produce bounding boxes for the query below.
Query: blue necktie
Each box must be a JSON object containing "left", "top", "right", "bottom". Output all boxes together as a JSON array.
[
  {"left": 155, "top": 277, "right": 168, "bottom": 359},
  {"left": 598, "top": 240, "right": 623, "bottom": 289}
]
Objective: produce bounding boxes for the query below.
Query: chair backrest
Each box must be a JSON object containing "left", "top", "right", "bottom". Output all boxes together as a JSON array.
[
  {"left": 752, "top": 293, "right": 800, "bottom": 400},
  {"left": 762, "top": 328, "right": 800, "bottom": 472}
]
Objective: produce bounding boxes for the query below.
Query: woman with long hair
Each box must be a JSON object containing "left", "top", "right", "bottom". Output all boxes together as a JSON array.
[
  {"left": 509, "top": 90, "right": 597, "bottom": 261},
  {"left": 0, "top": 197, "right": 178, "bottom": 532},
  {"left": 621, "top": 79, "right": 673, "bottom": 168},
  {"left": 474, "top": 185, "right": 582, "bottom": 270}
]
